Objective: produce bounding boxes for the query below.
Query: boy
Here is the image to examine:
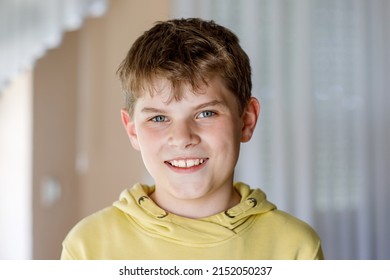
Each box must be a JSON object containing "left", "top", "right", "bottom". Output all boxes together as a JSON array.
[{"left": 61, "top": 18, "right": 324, "bottom": 259}]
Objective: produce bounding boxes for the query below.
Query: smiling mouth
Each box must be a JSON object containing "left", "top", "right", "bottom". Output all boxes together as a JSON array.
[{"left": 166, "top": 158, "right": 208, "bottom": 168}]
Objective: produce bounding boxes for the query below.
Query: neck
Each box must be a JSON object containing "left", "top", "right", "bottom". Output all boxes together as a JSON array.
[{"left": 150, "top": 186, "right": 241, "bottom": 219}]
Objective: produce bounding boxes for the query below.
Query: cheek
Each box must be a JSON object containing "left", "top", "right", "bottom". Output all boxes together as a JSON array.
[
  {"left": 137, "top": 127, "right": 166, "bottom": 160},
  {"left": 206, "top": 122, "right": 241, "bottom": 151},
  {"left": 137, "top": 124, "right": 164, "bottom": 143},
  {"left": 217, "top": 117, "right": 242, "bottom": 138}
]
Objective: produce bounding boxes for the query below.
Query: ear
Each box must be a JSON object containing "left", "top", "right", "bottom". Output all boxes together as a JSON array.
[
  {"left": 241, "top": 97, "right": 260, "bottom": 143},
  {"left": 121, "top": 109, "right": 140, "bottom": 150}
]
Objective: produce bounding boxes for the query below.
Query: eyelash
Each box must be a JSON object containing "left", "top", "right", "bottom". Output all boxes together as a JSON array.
[
  {"left": 150, "top": 115, "right": 168, "bottom": 122},
  {"left": 149, "top": 110, "right": 216, "bottom": 123},
  {"left": 197, "top": 110, "right": 216, "bottom": 118}
]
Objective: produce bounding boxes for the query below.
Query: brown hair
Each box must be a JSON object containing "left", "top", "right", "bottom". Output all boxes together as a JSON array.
[{"left": 117, "top": 18, "right": 252, "bottom": 116}]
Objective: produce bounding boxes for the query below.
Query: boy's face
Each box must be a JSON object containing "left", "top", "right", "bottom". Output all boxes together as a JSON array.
[{"left": 121, "top": 76, "right": 259, "bottom": 215}]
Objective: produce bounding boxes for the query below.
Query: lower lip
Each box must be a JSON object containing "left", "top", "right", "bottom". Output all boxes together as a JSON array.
[{"left": 165, "top": 160, "right": 208, "bottom": 173}]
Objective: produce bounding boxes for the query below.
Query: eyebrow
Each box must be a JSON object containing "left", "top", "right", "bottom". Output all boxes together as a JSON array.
[
  {"left": 194, "top": 100, "right": 225, "bottom": 110},
  {"left": 141, "top": 107, "right": 167, "bottom": 114},
  {"left": 140, "top": 100, "right": 226, "bottom": 114}
]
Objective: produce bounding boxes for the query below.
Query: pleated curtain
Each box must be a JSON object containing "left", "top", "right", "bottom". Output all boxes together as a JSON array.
[{"left": 172, "top": 0, "right": 390, "bottom": 260}]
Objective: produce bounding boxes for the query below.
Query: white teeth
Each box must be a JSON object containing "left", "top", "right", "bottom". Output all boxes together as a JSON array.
[{"left": 169, "top": 159, "right": 206, "bottom": 168}]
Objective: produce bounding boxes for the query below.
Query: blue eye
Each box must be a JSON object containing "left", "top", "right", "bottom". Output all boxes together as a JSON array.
[
  {"left": 198, "top": 111, "right": 216, "bottom": 118},
  {"left": 151, "top": 115, "right": 168, "bottom": 122}
]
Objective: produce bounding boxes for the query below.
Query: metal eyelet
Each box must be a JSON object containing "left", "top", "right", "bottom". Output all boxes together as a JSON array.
[
  {"left": 157, "top": 213, "right": 168, "bottom": 219},
  {"left": 138, "top": 196, "right": 149, "bottom": 205},
  {"left": 247, "top": 197, "right": 257, "bottom": 207},
  {"left": 224, "top": 210, "right": 235, "bottom": 218}
]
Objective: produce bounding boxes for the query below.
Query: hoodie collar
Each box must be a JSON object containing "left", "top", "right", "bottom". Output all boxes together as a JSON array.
[{"left": 113, "top": 182, "right": 276, "bottom": 245}]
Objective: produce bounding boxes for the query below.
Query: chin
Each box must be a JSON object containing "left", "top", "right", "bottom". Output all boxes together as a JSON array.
[{"left": 170, "top": 183, "right": 211, "bottom": 200}]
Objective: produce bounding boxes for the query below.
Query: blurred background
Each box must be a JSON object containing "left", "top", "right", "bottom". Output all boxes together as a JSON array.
[{"left": 0, "top": 0, "right": 389, "bottom": 260}]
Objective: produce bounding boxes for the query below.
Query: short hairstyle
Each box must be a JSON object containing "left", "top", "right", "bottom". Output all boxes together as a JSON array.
[{"left": 117, "top": 18, "right": 252, "bottom": 116}]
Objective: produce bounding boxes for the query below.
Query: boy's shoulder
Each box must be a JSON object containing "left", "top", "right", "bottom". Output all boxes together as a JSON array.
[
  {"left": 63, "top": 206, "right": 125, "bottom": 243},
  {"left": 67, "top": 206, "right": 124, "bottom": 234},
  {"left": 267, "top": 209, "right": 320, "bottom": 239},
  {"left": 65, "top": 184, "right": 153, "bottom": 235},
  {"left": 61, "top": 206, "right": 127, "bottom": 259},
  {"left": 252, "top": 208, "right": 324, "bottom": 259}
]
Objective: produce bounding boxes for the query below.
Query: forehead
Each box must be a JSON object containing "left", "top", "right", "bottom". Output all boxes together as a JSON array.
[{"left": 136, "top": 76, "right": 234, "bottom": 106}]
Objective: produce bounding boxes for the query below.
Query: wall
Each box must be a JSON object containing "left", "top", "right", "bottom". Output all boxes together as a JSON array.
[
  {"left": 0, "top": 72, "right": 33, "bottom": 259},
  {"left": 32, "top": 0, "right": 170, "bottom": 259},
  {"left": 33, "top": 30, "right": 79, "bottom": 259}
]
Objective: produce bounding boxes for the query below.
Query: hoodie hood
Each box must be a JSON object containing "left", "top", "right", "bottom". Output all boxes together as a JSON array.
[{"left": 113, "top": 182, "right": 276, "bottom": 245}]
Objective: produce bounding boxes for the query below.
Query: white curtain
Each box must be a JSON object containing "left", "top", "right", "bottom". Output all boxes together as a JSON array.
[
  {"left": 172, "top": 0, "right": 390, "bottom": 260},
  {"left": 0, "top": 0, "right": 109, "bottom": 93}
]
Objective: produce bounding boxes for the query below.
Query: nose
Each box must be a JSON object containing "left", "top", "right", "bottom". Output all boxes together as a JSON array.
[{"left": 168, "top": 120, "right": 200, "bottom": 149}]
